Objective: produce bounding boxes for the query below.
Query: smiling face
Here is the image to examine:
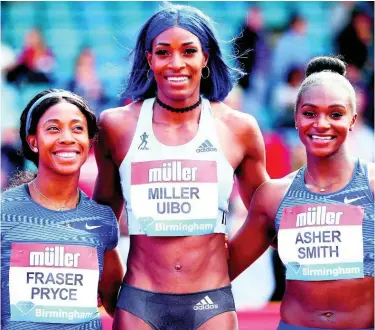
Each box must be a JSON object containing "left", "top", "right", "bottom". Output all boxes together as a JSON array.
[
  {"left": 27, "top": 101, "right": 90, "bottom": 177},
  {"left": 146, "top": 26, "right": 208, "bottom": 103},
  {"left": 295, "top": 83, "right": 357, "bottom": 158}
]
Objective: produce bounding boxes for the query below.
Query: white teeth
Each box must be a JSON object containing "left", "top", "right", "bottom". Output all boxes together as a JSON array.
[
  {"left": 55, "top": 152, "right": 77, "bottom": 158},
  {"left": 167, "top": 77, "right": 188, "bottom": 82},
  {"left": 311, "top": 135, "right": 333, "bottom": 140}
]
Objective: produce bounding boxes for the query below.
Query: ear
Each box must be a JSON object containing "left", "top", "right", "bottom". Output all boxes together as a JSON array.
[
  {"left": 146, "top": 51, "right": 152, "bottom": 68},
  {"left": 294, "top": 111, "right": 298, "bottom": 129},
  {"left": 26, "top": 135, "right": 38, "bottom": 153},
  {"left": 349, "top": 113, "right": 358, "bottom": 131}
]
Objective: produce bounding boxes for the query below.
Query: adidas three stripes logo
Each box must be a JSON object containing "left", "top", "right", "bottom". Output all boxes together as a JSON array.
[{"left": 193, "top": 295, "right": 219, "bottom": 310}]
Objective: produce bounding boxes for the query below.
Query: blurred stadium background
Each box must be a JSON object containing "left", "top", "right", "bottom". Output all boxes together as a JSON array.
[{"left": 1, "top": 1, "right": 373, "bottom": 329}]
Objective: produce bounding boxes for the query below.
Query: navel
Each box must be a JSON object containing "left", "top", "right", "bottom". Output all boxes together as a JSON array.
[{"left": 323, "top": 311, "right": 334, "bottom": 318}]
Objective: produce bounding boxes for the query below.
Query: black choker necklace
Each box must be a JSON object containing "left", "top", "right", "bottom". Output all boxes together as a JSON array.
[{"left": 156, "top": 96, "right": 202, "bottom": 113}]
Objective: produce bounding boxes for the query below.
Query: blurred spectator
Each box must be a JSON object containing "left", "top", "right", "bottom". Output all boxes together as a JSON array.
[
  {"left": 336, "top": 6, "right": 374, "bottom": 129},
  {"left": 235, "top": 6, "right": 271, "bottom": 130},
  {"left": 335, "top": 9, "right": 373, "bottom": 71},
  {"left": 271, "top": 66, "right": 304, "bottom": 128},
  {"left": 263, "top": 132, "right": 291, "bottom": 179},
  {"left": 68, "top": 48, "right": 107, "bottom": 113},
  {"left": 1, "top": 43, "right": 16, "bottom": 74},
  {"left": 1, "top": 43, "right": 20, "bottom": 130},
  {"left": 330, "top": 1, "right": 356, "bottom": 35},
  {"left": 1, "top": 127, "right": 25, "bottom": 190},
  {"left": 234, "top": 6, "right": 269, "bottom": 90},
  {"left": 347, "top": 86, "right": 375, "bottom": 162},
  {"left": 364, "top": 72, "right": 374, "bottom": 127},
  {"left": 6, "top": 28, "right": 55, "bottom": 86},
  {"left": 271, "top": 14, "right": 311, "bottom": 84}
]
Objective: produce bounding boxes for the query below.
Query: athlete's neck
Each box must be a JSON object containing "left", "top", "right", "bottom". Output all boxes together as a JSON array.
[
  {"left": 153, "top": 97, "right": 202, "bottom": 126},
  {"left": 156, "top": 95, "right": 201, "bottom": 113},
  {"left": 306, "top": 151, "right": 355, "bottom": 188},
  {"left": 31, "top": 170, "right": 80, "bottom": 205}
]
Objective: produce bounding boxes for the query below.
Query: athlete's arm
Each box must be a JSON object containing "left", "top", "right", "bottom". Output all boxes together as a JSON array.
[
  {"left": 98, "top": 248, "right": 124, "bottom": 317},
  {"left": 228, "top": 181, "right": 276, "bottom": 281},
  {"left": 93, "top": 111, "right": 124, "bottom": 220},
  {"left": 235, "top": 114, "right": 269, "bottom": 209}
]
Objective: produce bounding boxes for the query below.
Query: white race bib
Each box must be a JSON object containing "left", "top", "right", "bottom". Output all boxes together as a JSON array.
[
  {"left": 130, "top": 159, "right": 218, "bottom": 236},
  {"left": 278, "top": 204, "right": 364, "bottom": 281},
  {"left": 9, "top": 243, "right": 99, "bottom": 323}
]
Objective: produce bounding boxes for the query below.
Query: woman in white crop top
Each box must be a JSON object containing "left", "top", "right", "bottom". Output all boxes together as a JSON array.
[{"left": 93, "top": 4, "right": 268, "bottom": 330}]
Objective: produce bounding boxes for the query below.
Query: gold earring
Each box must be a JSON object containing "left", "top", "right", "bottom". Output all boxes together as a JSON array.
[{"left": 201, "top": 66, "right": 210, "bottom": 79}]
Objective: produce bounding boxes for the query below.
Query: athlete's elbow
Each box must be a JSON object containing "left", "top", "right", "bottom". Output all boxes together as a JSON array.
[{"left": 102, "top": 298, "right": 116, "bottom": 318}]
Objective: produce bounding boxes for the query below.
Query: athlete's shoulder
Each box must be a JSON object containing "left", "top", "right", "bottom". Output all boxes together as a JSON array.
[
  {"left": 1, "top": 184, "right": 28, "bottom": 202},
  {"left": 98, "top": 101, "right": 143, "bottom": 128},
  {"left": 96, "top": 101, "right": 144, "bottom": 150},
  {"left": 1, "top": 184, "right": 31, "bottom": 216},
  {"left": 210, "top": 101, "right": 259, "bottom": 133},
  {"left": 256, "top": 172, "right": 297, "bottom": 201}
]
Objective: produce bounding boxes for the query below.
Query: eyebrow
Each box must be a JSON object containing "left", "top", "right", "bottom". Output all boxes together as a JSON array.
[
  {"left": 155, "top": 41, "right": 196, "bottom": 46},
  {"left": 301, "top": 103, "right": 346, "bottom": 109},
  {"left": 42, "top": 118, "right": 84, "bottom": 125}
]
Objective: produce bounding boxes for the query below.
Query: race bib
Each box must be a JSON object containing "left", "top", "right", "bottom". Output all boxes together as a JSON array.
[
  {"left": 9, "top": 243, "right": 99, "bottom": 323},
  {"left": 278, "top": 204, "right": 364, "bottom": 281},
  {"left": 130, "top": 159, "right": 218, "bottom": 236}
]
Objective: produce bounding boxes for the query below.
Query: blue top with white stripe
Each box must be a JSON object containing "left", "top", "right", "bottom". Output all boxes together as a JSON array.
[
  {"left": 1, "top": 184, "right": 119, "bottom": 330},
  {"left": 275, "top": 159, "right": 374, "bottom": 277}
]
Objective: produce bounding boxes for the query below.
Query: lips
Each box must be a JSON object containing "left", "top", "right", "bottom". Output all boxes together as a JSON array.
[
  {"left": 53, "top": 150, "right": 80, "bottom": 159},
  {"left": 309, "top": 135, "right": 335, "bottom": 141},
  {"left": 165, "top": 76, "right": 189, "bottom": 83}
]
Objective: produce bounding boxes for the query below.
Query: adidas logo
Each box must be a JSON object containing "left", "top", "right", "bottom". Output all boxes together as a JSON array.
[
  {"left": 193, "top": 295, "right": 219, "bottom": 311},
  {"left": 196, "top": 139, "right": 217, "bottom": 153}
]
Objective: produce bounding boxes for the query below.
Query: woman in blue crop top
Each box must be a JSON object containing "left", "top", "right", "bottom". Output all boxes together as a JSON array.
[
  {"left": 1, "top": 89, "right": 124, "bottom": 329},
  {"left": 229, "top": 56, "right": 374, "bottom": 329}
]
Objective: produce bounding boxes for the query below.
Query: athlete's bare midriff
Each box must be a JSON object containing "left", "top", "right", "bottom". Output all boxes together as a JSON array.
[
  {"left": 281, "top": 278, "right": 374, "bottom": 328},
  {"left": 124, "top": 233, "right": 230, "bottom": 293}
]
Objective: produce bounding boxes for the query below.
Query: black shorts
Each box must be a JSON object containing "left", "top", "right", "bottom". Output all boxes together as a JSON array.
[{"left": 116, "top": 284, "right": 236, "bottom": 330}]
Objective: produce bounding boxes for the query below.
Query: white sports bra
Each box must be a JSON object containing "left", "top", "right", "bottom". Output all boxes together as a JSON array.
[{"left": 119, "top": 97, "right": 234, "bottom": 236}]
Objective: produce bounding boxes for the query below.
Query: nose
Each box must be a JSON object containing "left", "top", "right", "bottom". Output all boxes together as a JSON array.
[
  {"left": 59, "top": 128, "right": 75, "bottom": 144},
  {"left": 314, "top": 114, "right": 330, "bottom": 130},
  {"left": 168, "top": 53, "right": 186, "bottom": 69}
]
